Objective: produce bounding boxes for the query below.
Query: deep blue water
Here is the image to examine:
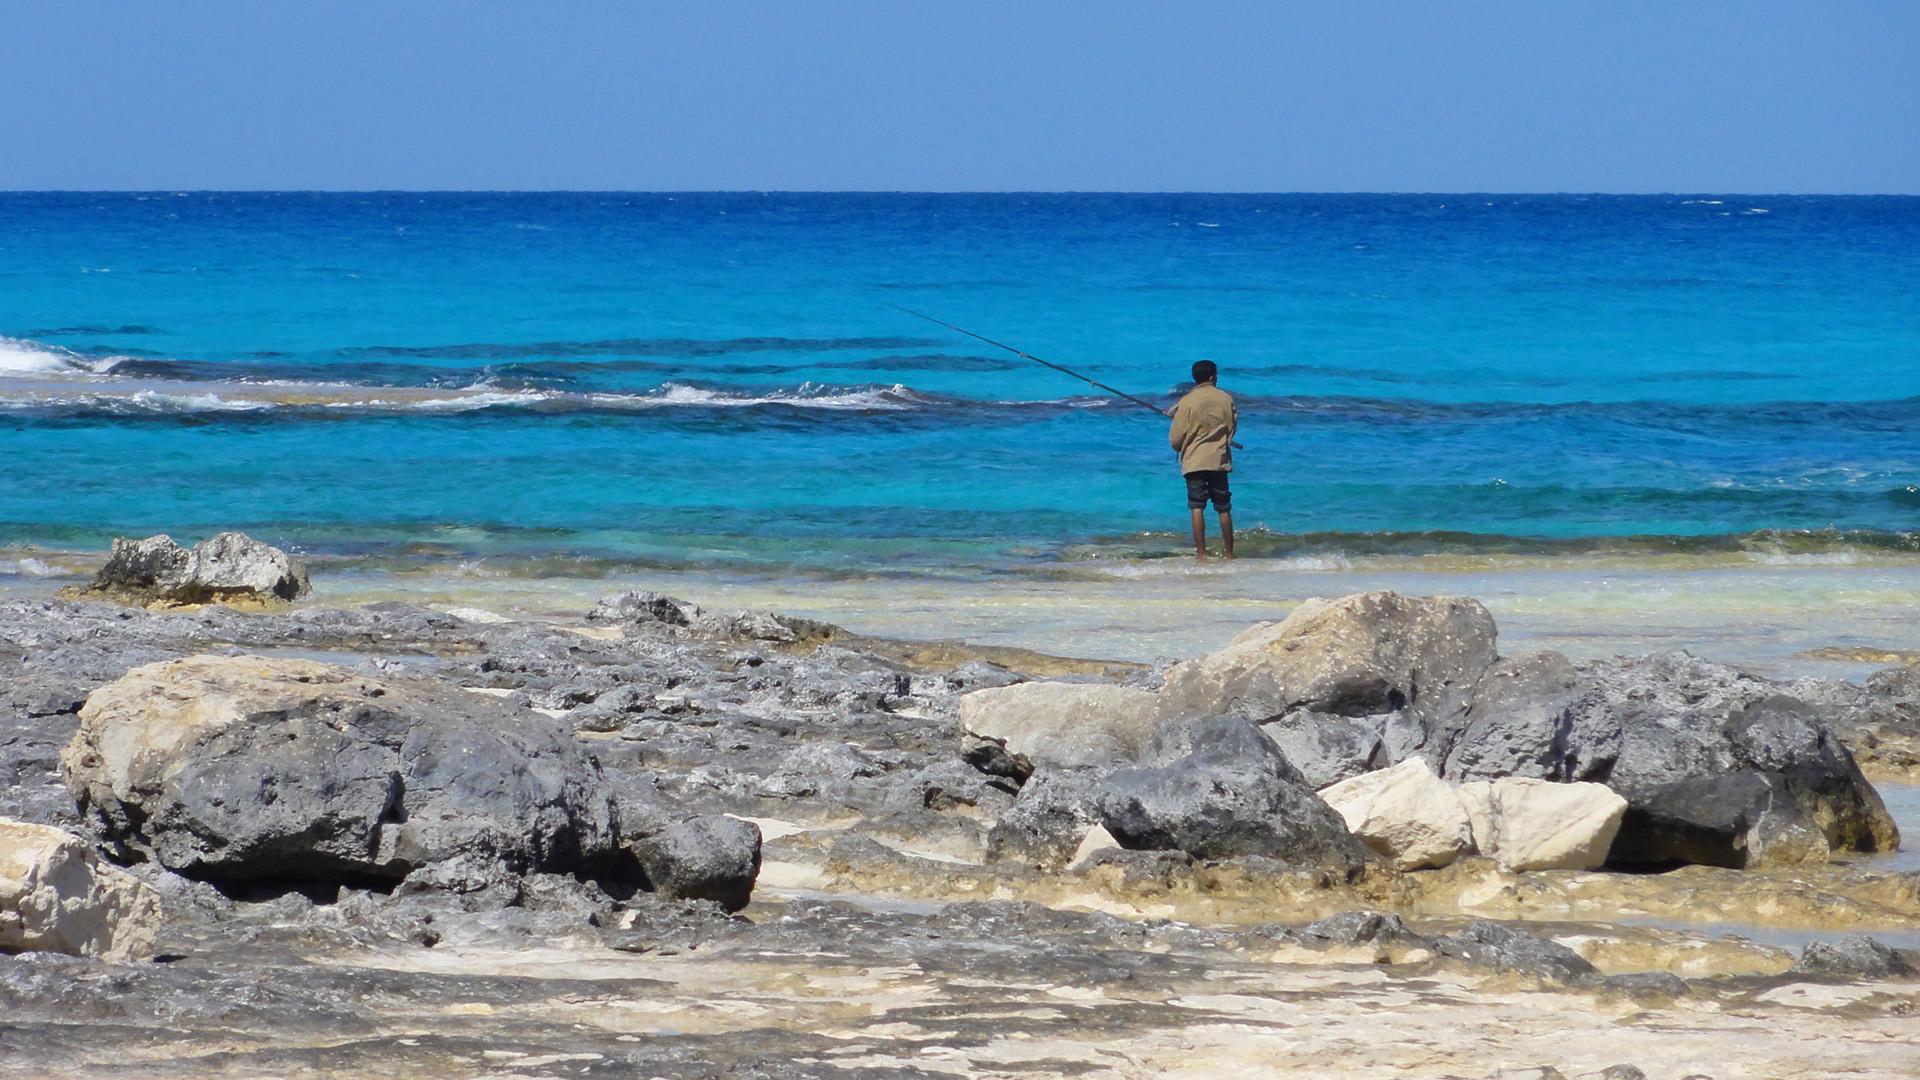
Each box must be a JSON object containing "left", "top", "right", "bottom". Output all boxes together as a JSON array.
[{"left": 2, "top": 192, "right": 1917, "bottom": 575}]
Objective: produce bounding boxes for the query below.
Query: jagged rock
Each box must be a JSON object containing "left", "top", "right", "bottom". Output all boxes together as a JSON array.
[
  {"left": 1096, "top": 716, "right": 1368, "bottom": 870},
  {"left": 959, "top": 681, "right": 1162, "bottom": 768},
  {"left": 1295, "top": 910, "right": 1420, "bottom": 947},
  {"left": 986, "top": 770, "right": 1102, "bottom": 868},
  {"left": 1158, "top": 592, "right": 1498, "bottom": 720},
  {"left": 588, "top": 589, "right": 703, "bottom": 626},
  {"left": 1441, "top": 651, "right": 1896, "bottom": 868},
  {"left": 0, "top": 818, "right": 161, "bottom": 960},
  {"left": 1432, "top": 921, "right": 1598, "bottom": 984},
  {"left": 1259, "top": 710, "right": 1383, "bottom": 788},
  {"left": 960, "top": 732, "right": 1034, "bottom": 786},
  {"left": 84, "top": 532, "right": 311, "bottom": 606},
  {"left": 1790, "top": 935, "right": 1915, "bottom": 978},
  {"left": 632, "top": 816, "right": 762, "bottom": 913},
  {"left": 1443, "top": 651, "right": 1618, "bottom": 782},
  {"left": 882, "top": 759, "right": 1019, "bottom": 814},
  {"left": 61, "top": 655, "right": 619, "bottom": 886},
  {"left": 1455, "top": 778, "right": 1626, "bottom": 871},
  {"left": 1318, "top": 758, "right": 1470, "bottom": 870}
]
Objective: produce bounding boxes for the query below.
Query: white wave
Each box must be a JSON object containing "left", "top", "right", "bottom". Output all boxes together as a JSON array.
[
  {"left": 590, "top": 381, "right": 928, "bottom": 411},
  {"left": 0, "top": 557, "right": 66, "bottom": 577},
  {"left": 124, "top": 390, "right": 277, "bottom": 413},
  {"left": 1682, "top": 199, "right": 1724, "bottom": 205},
  {"left": 0, "top": 337, "right": 124, "bottom": 376},
  {"left": 1745, "top": 549, "right": 1861, "bottom": 566},
  {"left": 402, "top": 390, "right": 550, "bottom": 411}
]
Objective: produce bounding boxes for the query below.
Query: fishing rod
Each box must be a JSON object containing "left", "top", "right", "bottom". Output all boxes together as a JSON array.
[
  {"left": 889, "top": 304, "right": 1244, "bottom": 448},
  {"left": 886, "top": 305, "right": 1172, "bottom": 417}
]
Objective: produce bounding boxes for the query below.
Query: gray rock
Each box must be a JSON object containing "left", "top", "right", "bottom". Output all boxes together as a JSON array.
[
  {"left": 1095, "top": 715, "right": 1369, "bottom": 870},
  {"left": 1437, "top": 651, "right": 1896, "bottom": 868},
  {"left": 86, "top": 532, "right": 310, "bottom": 605},
  {"left": 1259, "top": 710, "right": 1384, "bottom": 789},
  {"left": 1443, "top": 651, "right": 1618, "bottom": 782},
  {"left": 1790, "top": 935, "right": 1915, "bottom": 978},
  {"left": 92, "top": 534, "right": 192, "bottom": 591},
  {"left": 986, "top": 769, "right": 1102, "bottom": 868},
  {"left": 588, "top": 589, "right": 702, "bottom": 627},
  {"left": 1159, "top": 591, "right": 1499, "bottom": 721},
  {"left": 1599, "top": 1067, "right": 1648, "bottom": 1080},
  {"left": 61, "top": 656, "right": 619, "bottom": 888},
  {"left": 960, "top": 732, "right": 1034, "bottom": 786},
  {"left": 632, "top": 815, "right": 762, "bottom": 913},
  {"left": 1295, "top": 910, "right": 1420, "bottom": 947},
  {"left": 1431, "top": 921, "right": 1598, "bottom": 984}
]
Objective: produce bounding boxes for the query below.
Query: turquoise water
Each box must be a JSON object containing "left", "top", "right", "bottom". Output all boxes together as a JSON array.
[{"left": 3, "top": 192, "right": 1918, "bottom": 579}]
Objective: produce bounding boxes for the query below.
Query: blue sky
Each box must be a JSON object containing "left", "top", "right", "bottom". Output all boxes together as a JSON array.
[{"left": 3, "top": 1, "right": 1915, "bottom": 192}]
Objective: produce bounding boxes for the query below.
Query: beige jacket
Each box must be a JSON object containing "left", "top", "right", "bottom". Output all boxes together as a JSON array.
[{"left": 1169, "top": 383, "right": 1236, "bottom": 474}]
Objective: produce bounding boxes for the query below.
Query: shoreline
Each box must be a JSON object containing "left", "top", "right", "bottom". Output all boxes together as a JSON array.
[
  {"left": 10, "top": 542, "right": 1920, "bottom": 681},
  {"left": 3, "top": 579, "right": 1919, "bottom": 1076}
]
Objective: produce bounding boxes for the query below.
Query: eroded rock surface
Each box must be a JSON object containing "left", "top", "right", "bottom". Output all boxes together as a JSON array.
[
  {"left": 1097, "top": 715, "right": 1370, "bottom": 870},
  {"left": 79, "top": 532, "right": 311, "bottom": 607},
  {"left": 62, "top": 655, "right": 619, "bottom": 886},
  {"left": 1159, "top": 591, "right": 1499, "bottom": 720}
]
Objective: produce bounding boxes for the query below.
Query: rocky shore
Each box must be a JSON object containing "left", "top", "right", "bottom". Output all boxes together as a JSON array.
[{"left": 3, "top": 545, "right": 1918, "bottom": 1077}]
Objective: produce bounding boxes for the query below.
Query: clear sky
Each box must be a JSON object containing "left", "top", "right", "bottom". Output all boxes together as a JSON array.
[{"left": 4, "top": 1, "right": 1915, "bottom": 192}]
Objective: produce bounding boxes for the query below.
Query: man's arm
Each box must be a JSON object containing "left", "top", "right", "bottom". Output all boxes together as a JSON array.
[{"left": 1169, "top": 402, "right": 1188, "bottom": 452}]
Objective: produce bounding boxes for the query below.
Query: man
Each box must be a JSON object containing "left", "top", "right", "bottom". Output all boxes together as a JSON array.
[{"left": 1168, "top": 359, "right": 1236, "bottom": 560}]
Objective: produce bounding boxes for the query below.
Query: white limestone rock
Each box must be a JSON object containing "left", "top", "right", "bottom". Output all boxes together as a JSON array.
[
  {"left": 1317, "top": 757, "right": 1471, "bottom": 870},
  {"left": 0, "top": 818, "right": 161, "bottom": 961},
  {"left": 1458, "top": 778, "right": 1627, "bottom": 872},
  {"left": 959, "top": 682, "right": 1162, "bottom": 768}
]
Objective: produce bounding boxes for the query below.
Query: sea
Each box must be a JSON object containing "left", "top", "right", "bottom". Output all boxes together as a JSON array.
[{"left": 3, "top": 192, "right": 1918, "bottom": 668}]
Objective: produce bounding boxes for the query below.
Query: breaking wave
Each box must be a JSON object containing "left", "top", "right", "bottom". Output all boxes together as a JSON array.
[{"left": 0, "top": 336, "right": 127, "bottom": 376}]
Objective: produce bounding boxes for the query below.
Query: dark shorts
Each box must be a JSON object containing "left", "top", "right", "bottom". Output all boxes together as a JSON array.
[{"left": 1185, "top": 470, "right": 1231, "bottom": 511}]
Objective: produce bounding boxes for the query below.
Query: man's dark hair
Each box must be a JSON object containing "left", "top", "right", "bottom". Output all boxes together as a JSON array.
[{"left": 1191, "top": 360, "right": 1218, "bottom": 384}]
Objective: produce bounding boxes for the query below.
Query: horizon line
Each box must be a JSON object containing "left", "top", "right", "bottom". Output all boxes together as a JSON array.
[{"left": 3, "top": 188, "right": 1918, "bottom": 198}]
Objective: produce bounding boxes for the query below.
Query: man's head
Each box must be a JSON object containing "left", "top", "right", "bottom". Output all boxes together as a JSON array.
[{"left": 1191, "top": 360, "right": 1218, "bottom": 385}]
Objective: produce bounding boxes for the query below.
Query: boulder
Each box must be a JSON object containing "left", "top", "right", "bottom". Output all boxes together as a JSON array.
[
  {"left": 631, "top": 816, "right": 762, "bottom": 913},
  {"left": 85, "top": 532, "right": 311, "bottom": 606},
  {"left": 959, "top": 682, "right": 1162, "bottom": 768},
  {"left": 1317, "top": 758, "right": 1470, "bottom": 870},
  {"left": 1455, "top": 778, "right": 1626, "bottom": 871},
  {"left": 1, "top": 818, "right": 161, "bottom": 960},
  {"left": 1790, "top": 935, "right": 1915, "bottom": 979},
  {"left": 61, "top": 655, "right": 619, "bottom": 887},
  {"left": 1095, "top": 715, "right": 1369, "bottom": 870},
  {"left": 1158, "top": 592, "right": 1498, "bottom": 721},
  {"left": 588, "top": 589, "right": 702, "bottom": 627},
  {"left": 986, "top": 769, "right": 1102, "bottom": 868},
  {"left": 1440, "top": 651, "right": 1897, "bottom": 868},
  {"left": 1442, "top": 652, "right": 1618, "bottom": 782},
  {"left": 1259, "top": 710, "right": 1383, "bottom": 789}
]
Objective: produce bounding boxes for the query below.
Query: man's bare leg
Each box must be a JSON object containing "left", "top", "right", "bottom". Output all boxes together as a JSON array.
[
  {"left": 1219, "top": 510, "right": 1235, "bottom": 559},
  {"left": 1190, "top": 507, "right": 1209, "bottom": 561}
]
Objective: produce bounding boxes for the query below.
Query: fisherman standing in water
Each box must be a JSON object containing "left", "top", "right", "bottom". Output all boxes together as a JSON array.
[{"left": 1169, "top": 360, "right": 1237, "bottom": 560}]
